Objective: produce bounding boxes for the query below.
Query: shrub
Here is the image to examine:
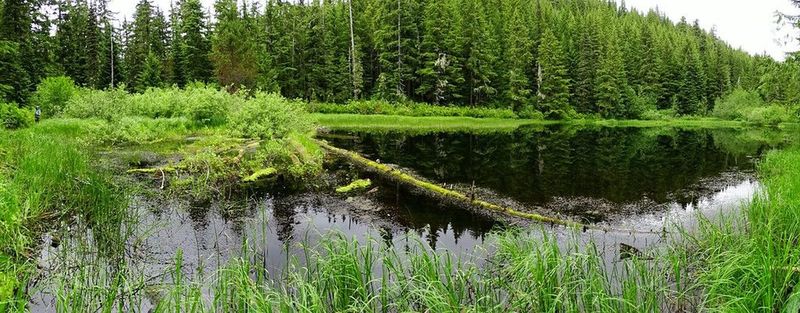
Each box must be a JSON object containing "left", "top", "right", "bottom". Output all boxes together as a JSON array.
[
  {"left": 713, "top": 88, "right": 764, "bottom": 120},
  {"left": 30, "top": 76, "right": 78, "bottom": 118},
  {"left": 63, "top": 87, "right": 129, "bottom": 121},
  {"left": 90, "top": 117, "right": 191, "bottom": 145},
  {"left": 0, "top": 102, "right": 32, "bottom": 129},
  {"left": 127, "top": 87, "right": 185, "bottom": 118},
  {"left": 744, "top": 105, "right": 793, "bottom": 126},
  {"left": 181, "top": 85, "right": 236, "bottom": 126},
  {"left": 229, "top": 93, "right": 313, "bottom": 139}
]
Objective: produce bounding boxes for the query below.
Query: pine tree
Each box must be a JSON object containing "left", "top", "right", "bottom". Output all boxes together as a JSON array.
[
  {"left": 460, "top": 0, "right": 496, "bottom": 106},
  {"left": 676, "top": 40, "right": 705, "bottom": 115},
  {"left": 180, "top": 0, "right": 212, "bottom": 84},
  {"left": 253, "top": 0, "right": 278, "bottom": 92},
  {"left": 536, "top": 28, "right": 571, "bottom": 119},
  {"left": 211, "top": 0, "right": 257, "bottom": 92},
  {"left": 374, "top": 0, "right": 420, "bottom": 101},
  {"left": 415, "top": 0, "right": 462, "bottom": 105},
  {"left": 0, "top": 0, "right": 32, "bottom": 104},
  {"left": 572, "top": 15, "right": 601, "bottom": 113},
  {"left": 503, "top": 1, "right": 533, "bottom": 111},
  {"left": 137, "top": 51, "right": 163, "bottom": 91},
  {"left": 594, "top": 26, "right": 627, "bottom": 118}
]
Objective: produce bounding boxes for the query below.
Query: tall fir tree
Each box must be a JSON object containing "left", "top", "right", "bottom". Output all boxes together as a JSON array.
[
  {"left": 536, "top": 28, "right": 571, "bottom": 119},
  {"left": 179, "top": 0, "right": 212, "bottom": 84},
  {"left": 211, "top": 0, "right": 258, "bottom": 92},
  {"left": 0, "top": 0, "right": 32, "bottom": 104}
]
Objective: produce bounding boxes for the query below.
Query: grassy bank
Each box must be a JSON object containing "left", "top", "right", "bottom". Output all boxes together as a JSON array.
[{"left": 314, "top": 113, "right": 749, "bottom": 133}]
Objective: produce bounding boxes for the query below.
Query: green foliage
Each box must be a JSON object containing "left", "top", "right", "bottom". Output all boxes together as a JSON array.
[
  {"left": 0, "top": 102, "right": 31, "bottom": 129},
  {"left": 0, "top": 121, "right": 125, "bottom": 309},
  {"left": 712, "top": 88, "right": 795, "bottom": 125},
  {"left": 537, "top": 29, "right": 572, "bottom": 119},
  {"left": 31, "top": 76, "right": 78, "bottom": 117},
  {"left": 310, "top": 100, "right": 519, "bottom": 119},
  {"left": 90, "top": 117, "right": 190, "bottom": 145},
  {"left": 712, "top": 88, "right": 765, "bottom": 120},
  {"left": 229, "top": 93, "right": 313, "bottom": 139},
  {"left": 63, "top": 87, "right": 129, "bottom": 121},
  {"left": 180, "top": 84, "right": 234, "bottom": 126}
]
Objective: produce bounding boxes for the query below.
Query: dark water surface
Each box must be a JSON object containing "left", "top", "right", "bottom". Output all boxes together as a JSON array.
[{"left": 323, "top": 125, "right": 788, "bottom": 223}]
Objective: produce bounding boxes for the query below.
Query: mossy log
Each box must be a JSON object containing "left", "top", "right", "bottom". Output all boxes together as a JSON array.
[{"left": 317, "top": 139, "right": 664, "bottom": 234}]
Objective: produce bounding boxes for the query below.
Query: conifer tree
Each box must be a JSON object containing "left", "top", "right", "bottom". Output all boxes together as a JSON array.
[
  {"left": 416, "top": 0, "right": 462, "bottom": 105},
  {"left": 0, "top": 0, "right": 32, "bottom": 104},
  {"left": 211, "top": 0, "right": 257, "bottom": 91},
  {"left": 460, "top": 0, "right": 496, "bottom": 106},
  {"left": 179, "top": 0, "right": 212, "bottom": 84},
  {"left": 594, "top": 26, "right": 627, "bottom": 118},
  {"left": 536, "top": 28, "right": 571, "bottom": 119},
  {"left": 137, "top": 51, "right": 163, "bottom": 92},
  {"left": 503, "top": 1, "right": 533, "bottom": 111},
  {"left": 374, "top": 0, "right": 420, "bottom": 101},
  {"left": 572, "top": 15, "right": 600, "bottom": 113}
]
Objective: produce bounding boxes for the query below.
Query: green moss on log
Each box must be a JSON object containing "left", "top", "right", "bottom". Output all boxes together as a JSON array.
[{"left": 336, "top": 179, "right": 372, "bottom": 193}]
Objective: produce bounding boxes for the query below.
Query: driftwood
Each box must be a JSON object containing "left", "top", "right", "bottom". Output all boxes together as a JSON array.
[{"left": 317, "top": 139, "right": 665, "bottom": 235}]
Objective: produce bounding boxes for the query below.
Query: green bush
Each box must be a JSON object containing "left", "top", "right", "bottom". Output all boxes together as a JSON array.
[
  {"left": 30, "top": 76, "right": 78, "bottom": 118},
  {"left": 63, "top": 87, "right": 129, "bottom": 121},
  {"left": 713, "top": 88, "right": 764, "bottom": 120},
  {"left": 744, "top": 105, "right": 793, "bottom": 126},
  {"left": 229, "top": 93, "right": 313, "bottom": 139},
  {"left": 713, "top": 88, "right": 795, "bottom": 125},
  {"left": 127, "top": 87, "right": 185, "bottom": 118},
  {"left": 0, "top": 102, "right": 32, "bottom": 129},
  {"left": 181, "top": 84, "right": 236, "bottom": 126},
  {"left": 89, "top": 117, "right": 191, "bottom": 145}
]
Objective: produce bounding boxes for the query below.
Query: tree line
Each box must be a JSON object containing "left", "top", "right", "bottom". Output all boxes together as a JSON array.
[{"left": 0, "top": 0, "right": 796, "bottom": 119}]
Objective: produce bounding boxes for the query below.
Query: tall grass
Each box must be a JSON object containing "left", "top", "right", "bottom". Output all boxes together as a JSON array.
[
  {"left": 0, "top": 120, "right": 127, "bottom": 311},
  {"left": 691, "top": 146, "right": 800, "bottom": 312}
]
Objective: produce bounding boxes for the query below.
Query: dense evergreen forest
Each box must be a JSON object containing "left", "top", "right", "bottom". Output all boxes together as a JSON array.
[{"left": 0, "top": 0, "right": 798, "bottom": 119}]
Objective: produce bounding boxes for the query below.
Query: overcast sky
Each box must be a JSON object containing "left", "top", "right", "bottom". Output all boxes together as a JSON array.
[{"left": 108, "top": 0, "right": 800, "bottom": 60}]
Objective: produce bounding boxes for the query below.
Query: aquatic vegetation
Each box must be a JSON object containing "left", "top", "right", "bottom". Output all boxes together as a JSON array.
[
  {"left": 689, "top": 146, "right": 800, "bottom": 311},
  {"left": 335, "top": 178, "right": 371, "bottom": 193}
]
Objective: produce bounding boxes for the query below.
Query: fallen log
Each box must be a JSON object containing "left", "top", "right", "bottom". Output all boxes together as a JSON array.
[{"left": 317, "top": 139, "right": 665, "bottom": 235}]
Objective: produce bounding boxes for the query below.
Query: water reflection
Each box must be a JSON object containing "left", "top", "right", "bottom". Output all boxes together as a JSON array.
[{"left": 324, "top": 125, "right": 787, "bottom": 221}]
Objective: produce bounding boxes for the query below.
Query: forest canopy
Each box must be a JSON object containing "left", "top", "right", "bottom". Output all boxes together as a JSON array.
[{"left": 0, "top": 0, "right": 798, "bottom": 120}]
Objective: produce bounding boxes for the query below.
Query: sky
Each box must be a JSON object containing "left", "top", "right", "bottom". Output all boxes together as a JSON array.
[{"left": 108, "top": 0, "right": 800, "bottom": 60}]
